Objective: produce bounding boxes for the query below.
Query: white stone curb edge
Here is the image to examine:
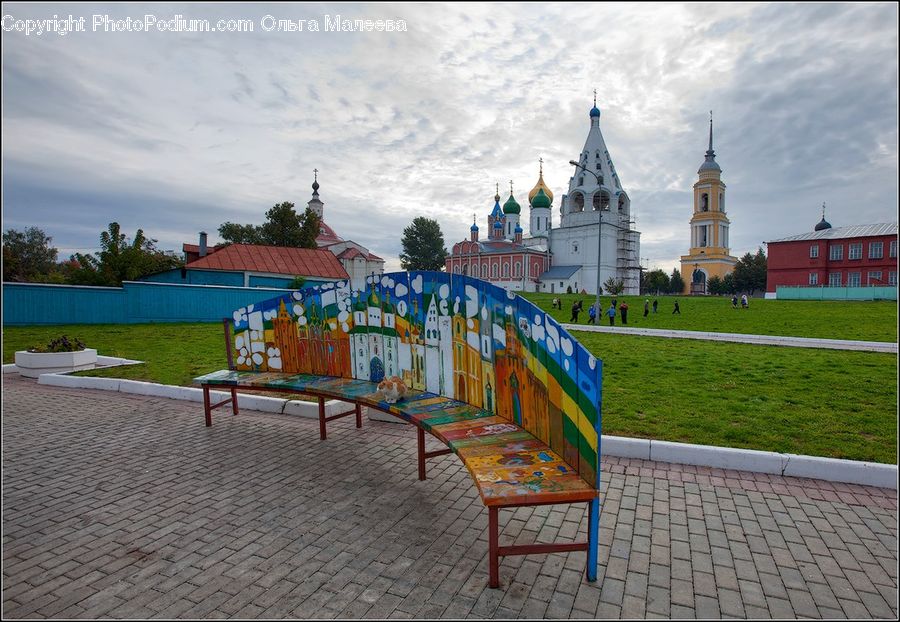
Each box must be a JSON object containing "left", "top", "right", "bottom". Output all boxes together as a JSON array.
[
  {"left": 6, "top": 365, "right": 895, "bottom": 490},
  {"left": 602, "top": 436, "right": 897, "bottom": 490}
]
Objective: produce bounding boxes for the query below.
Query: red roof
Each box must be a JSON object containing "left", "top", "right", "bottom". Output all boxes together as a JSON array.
[
  {"left": 186, "top": 244, "right": 349, "bottom": 279},
  {"left": 315, "top": 221, "right": 344, "bottom": 246}
]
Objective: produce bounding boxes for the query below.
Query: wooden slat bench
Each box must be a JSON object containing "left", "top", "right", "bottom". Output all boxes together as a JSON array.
[{"left": 196, "top": 271, "right": 602, "bottom": 588}]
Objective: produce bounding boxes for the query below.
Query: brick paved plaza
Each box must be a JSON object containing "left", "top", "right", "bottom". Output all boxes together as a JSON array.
[{"left": 2, "top": 374, "right": 897, "bottom": 619}]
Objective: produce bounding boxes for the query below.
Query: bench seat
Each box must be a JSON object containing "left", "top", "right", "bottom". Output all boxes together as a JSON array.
[{"left": 195, "top": 370, "right": 597, "bottom": 508}]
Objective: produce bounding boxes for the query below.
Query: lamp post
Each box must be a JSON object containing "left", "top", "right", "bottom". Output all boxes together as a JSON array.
[{"left": 570, "top": 160, "right": 606, "bottom": 314}]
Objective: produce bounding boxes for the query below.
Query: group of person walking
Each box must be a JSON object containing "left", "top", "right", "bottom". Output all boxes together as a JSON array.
[{"left": 559, "top": 295, "right": 685, "bottom": 326}]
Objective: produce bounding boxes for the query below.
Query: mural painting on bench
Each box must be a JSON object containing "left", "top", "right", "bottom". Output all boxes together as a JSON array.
[{"left": 199, "top": 270, "right": 602, "bottom": 588}]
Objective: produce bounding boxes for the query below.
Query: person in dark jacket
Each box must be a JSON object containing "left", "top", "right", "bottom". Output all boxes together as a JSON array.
[
  {"left": 606, "top": 303, "right": 616, "bottom": 326},
  {"left": 619, "top": 301, "right": 629, "bottom": 324},
  {"left": 673, "top": 300, "right": 681, "bottom": 314}
]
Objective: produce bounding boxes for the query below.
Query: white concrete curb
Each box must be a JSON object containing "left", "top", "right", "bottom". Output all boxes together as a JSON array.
[
  {"left": 598, "top": 435, "right": 896, "bottom": 489},
  {"left": 563, "top": 324, "right": 898, "bottom": 353},
  {"left": 18, "top": 368, "right": 898, "bottom": 490}
]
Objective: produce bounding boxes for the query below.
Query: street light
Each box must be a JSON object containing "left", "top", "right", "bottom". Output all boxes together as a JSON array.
[{"left": 570, "top": 160, "right": 605, "bottom": 314}]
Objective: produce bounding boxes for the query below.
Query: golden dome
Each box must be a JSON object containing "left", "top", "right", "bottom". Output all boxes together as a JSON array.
[{"left": 528, "top": 159, "right": 553, "bottom": 205}]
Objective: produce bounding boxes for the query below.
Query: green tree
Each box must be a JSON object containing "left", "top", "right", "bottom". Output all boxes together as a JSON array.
[
  {"left": 218, "top": 222, "right": 262, "bottom": 245},
  {"left": 296, "top": 207, "right": 321, "bottom": 249},
  {"left": 258, "top": 202, "right": 304, "bottom": 247},
  {"left": 2, "top": 227, "right": 59, "bottom": 282},
  {"left": 218, "top": 202, "right": 319, "bottom": 249},
  {"left": 669, "top": 268, "right": 685, "bottom": 294},
  {"left": 400, "top": 217, "right": 448, "bottom": 271},
  {"left": 603, "top": 276, "right": 625, "bottom": 296},
  {"left": 66, "top": 222, "right": 182, "bottom": 286},
  {"left": 645, "top": 269, "right": 670, "bottom": 295},
  {"left": 732, "top": 248, "right": 767, "bottom": 295},
  {"left": 722, "top": 272, "right": 736, "bottom": 294},
  {"left": 707, "top": 275, "right": 724, "bottom": 295}
]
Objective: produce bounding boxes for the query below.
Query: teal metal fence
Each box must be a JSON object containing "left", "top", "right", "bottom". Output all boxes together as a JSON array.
[
  {"left": 2, "top": 281, "right": 298, "bottom": 325},
  {"left": 776, "top": 286, "right": 897, "bottom": 300}
]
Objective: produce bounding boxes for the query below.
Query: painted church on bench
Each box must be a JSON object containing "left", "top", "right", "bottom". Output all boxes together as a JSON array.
[{"left": 230, "top": 271, "right": 601, "bottom": 483}]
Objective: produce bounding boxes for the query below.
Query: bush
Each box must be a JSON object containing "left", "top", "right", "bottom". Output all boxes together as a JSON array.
[{"left": 29, "top": 335, "right": 86, "bottom": 353}]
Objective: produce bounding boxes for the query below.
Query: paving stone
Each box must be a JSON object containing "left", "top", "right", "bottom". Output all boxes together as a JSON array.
[{"left": 2, "top": 376, "right": 897, "bottom": 621}]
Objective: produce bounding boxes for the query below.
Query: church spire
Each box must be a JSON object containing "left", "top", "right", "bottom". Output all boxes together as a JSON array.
[
  {"left": 698, "top": 111, "right": 721, "bottom": 173},
  {"left": 307, "top": 168, "right": 324, "bottom": 218}
]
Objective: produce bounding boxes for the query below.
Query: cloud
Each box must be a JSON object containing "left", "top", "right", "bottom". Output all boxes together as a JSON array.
[{"left": 1, "top": 2, "right": 896, "bottom": 274}]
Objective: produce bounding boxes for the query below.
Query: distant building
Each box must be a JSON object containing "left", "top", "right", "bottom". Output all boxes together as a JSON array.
[
  {"left": 446, "top": 98, "right": 641, "bottom": 294},
  {"left": 145, "top": 240, "right": 348, "bottom": 288},
  {"left": 306, "top": 172, "right": 385, "bottom": 291},
  {"left": 766, "top": 215, "right": 898, "bottom": 293},
  {"left": 680, "top": 115, "right": 738, "bottom": 294},
  {"left": 178, "top": 172, "right": 382, "bottom": 291}
]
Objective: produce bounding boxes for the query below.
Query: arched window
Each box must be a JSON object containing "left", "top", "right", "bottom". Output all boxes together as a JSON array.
[
  {"left": 503, "top": 263, "right": 510, "bottom": 278},
  {"left": 514, "top": 262, "right": 521, "bottom": 277},
  {"left": 618, "top": 194, "right": 627, "bottom": 213},
  {"left": 472, "top": 264, "right": 479, "bottom": 278},
  {"left": 573, "top": 193, "right": 584, "bottom": 212},
  {"left": 701, "top": 193, "right": 709, "bottom": 212},
  {"left": 453, "top": 265, "right": 459, "bottom": 274},
  {"left": 593, "top": 191, "right": 610, "bottom": 211},
  {"left": 572, "top": 241, "right": 579, "bottom": 254},
  {"left": 483, "top": 263, "right": 488, "bottom": 276},
  {"left": 492, "top": 263, "right": 499, "bottom": 278},
  {"left": 719, "top": 193, "right": 724, "bottom": 213}
]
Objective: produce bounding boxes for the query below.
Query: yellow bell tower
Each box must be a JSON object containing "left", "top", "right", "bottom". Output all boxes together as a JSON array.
[{"left": 680, "top": 113, "right": 737, "bottom": 294}]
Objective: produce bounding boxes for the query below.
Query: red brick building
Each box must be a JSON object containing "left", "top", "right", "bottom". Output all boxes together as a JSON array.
[{"left": 766, "top": 221, "right": 898, "bottom": 293}]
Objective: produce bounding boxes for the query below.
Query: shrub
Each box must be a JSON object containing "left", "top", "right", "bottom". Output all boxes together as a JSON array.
[{"left": 29, "top": 335, "right": 86, "bottom": 353}]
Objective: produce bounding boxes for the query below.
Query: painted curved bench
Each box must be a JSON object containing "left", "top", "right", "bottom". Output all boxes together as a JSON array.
[{"left": 195, "top": 271, "right": 602, "bottom": 588}]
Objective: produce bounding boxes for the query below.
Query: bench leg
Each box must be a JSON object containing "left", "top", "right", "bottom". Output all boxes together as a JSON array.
[
  {"left": 489, "top": 506, "right": 500, "bottom": 588},
  {"left": 231, "top": 387, "right": 239, "bottom": 416},
  {"left": 355, "top": 403, "right": 362, "bottom": 428},
  {"left": 318, "top": 396, "right": 326, "bottom": 440},
  {"left": 203, "top": 385, "right": 212, "bottom": 427},
  {"left": 586, "top": 496, "right": 599, "bottom": 582},
  {"left": 417, "top": 427, "right": 426, "bottom": 481}
]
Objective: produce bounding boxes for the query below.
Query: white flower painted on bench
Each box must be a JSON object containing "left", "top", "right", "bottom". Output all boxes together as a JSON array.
[
  {"left": 267, "top": 346, "right": 282, "bottom": 370},
  {"left": 466, "top": 423, "right": 519, "bottom": 438}
]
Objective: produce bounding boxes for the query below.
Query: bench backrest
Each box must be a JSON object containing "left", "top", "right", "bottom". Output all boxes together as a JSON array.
[{"left": 228, "top": 271, "right": 602, "bottom": 489}]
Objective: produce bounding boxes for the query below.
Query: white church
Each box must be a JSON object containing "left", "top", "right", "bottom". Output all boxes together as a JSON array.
[{"left": 447, "top": 98, "right": 642, "bottom": 295}]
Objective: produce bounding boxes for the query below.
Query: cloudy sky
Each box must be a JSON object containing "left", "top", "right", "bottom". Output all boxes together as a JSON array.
[{"left": 2, "top": 2, "right": 897, "bottom": 273}]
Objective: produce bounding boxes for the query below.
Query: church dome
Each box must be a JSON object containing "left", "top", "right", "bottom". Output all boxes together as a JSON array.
[
  {"left": 530, "top": 187, "right": 552, "bottom": 209},
  {"left": 528, "top": 172, "right": 554, "bottom": 205},
  {"left": 814, "top": 217, "right": 832, "bottom": 231},
  {"left": 514, "top": 223, "right": 523, "bottom": 233},
  {"left": 493, "top": 220, "right": 503, "bottom": 229},
  {"left": 590, "top": 105, "right": 601, "bottom": 118},
  {"left": 471, "top": 222, "right": 479, "bottom": 232},
  {"left": 502, "top": 193, "right": 521, "bottom": 214}
]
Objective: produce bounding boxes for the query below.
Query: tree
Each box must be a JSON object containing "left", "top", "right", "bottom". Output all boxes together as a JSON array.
[
  {"left": 258, "top": 202, "right": 304, "bottom": 247},
  {"left": 669, "top": 268, "right": 685, "bottom": 294},
  {"left": 218, "top": 202, "right": 319, "bottom": 249},
  {"left": 603, "top": 276, "right": 625, "bottom": 296},
  {"left": 707, "top": 275, "right": 724, "bottom": 295},
  {"left": 400, "top": 217, "right": 448, "bottom": 271},
  {"left": 722, "top": 272, "right": 736, "bottom": 295},
  {"left": 645, "top": 269, "right": 670, "bottom": 295},
  {"left": 732, "top": 248, "right": 767, "bottom": 295},
  {"left": 66, "top": 222, "right": 182, "bottom": 286},
  {"left": 218, "top": 222, "right": 262, "bottom": 245},
  {"left": 2, "top": 227, "right": 59, "bottom": 282},
  {"left": 296, "top": 207, "right": 321, "bottom": 249}
]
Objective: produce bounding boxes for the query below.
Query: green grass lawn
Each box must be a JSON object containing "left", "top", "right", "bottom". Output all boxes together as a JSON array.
[
  {"left": 520, "top": 292, "right": 898, "bottom": 342},
  {"left": 4, "top": 322, "right": 897, "bottom": 463}
]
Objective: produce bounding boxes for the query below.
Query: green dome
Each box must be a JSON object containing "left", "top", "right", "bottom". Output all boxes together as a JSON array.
[
  {"left": 530, "top": 188, "right": 551, "bottom": 209},
  {"left": 502, "top": 193, "right": 521, "bottom": 214}
]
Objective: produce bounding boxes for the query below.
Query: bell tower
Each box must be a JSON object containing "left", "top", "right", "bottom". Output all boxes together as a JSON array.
[{"left": 680, "top": 113, "right": 737, "bottom": 294}]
